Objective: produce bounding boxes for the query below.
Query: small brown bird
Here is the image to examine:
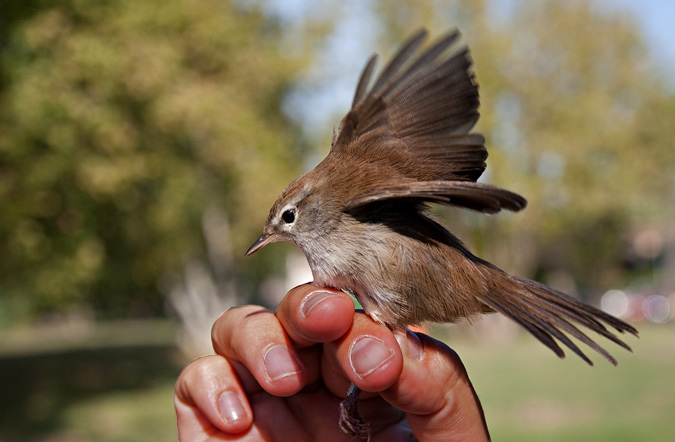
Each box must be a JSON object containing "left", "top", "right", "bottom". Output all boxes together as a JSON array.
[{"left": 246, "top": 29, "right": 638, "bottom": 438}]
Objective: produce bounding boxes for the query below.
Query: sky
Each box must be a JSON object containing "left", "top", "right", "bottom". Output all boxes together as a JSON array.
[
  {"left": 602, "top": 0, "right": 675, "bottom": 78},
  {"left": 259, "top": 0, "right": 675, "bottom": 143},
  {"left": 262, "top": 0, "right": 675, "bottom": 76}
]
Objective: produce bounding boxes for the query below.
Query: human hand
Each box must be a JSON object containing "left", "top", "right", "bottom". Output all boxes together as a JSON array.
[{"left": 174, "top": 283, "right": 490, "bottom": 441}]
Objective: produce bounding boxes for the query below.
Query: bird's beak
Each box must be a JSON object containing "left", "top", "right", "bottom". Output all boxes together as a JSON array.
[{"left": 245, "top": 233, "right": 277, "bottom": 256}]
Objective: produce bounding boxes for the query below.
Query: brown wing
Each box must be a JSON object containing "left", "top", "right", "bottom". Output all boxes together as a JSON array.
[
  {"left": 344, "top": 181, "right": 526, "bottom": 214},
  {"left": 332, "top": 29, "right": 526, "bottom": 214}
]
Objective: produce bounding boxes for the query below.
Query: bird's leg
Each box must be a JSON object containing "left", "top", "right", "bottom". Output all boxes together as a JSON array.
[{"left": 338, "top": 383, "right": 370, "bottom": 440}]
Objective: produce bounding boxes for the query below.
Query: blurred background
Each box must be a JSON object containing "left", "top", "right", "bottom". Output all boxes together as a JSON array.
[{"left": 1, "top": 0, "right": 674, "bottom": 440}]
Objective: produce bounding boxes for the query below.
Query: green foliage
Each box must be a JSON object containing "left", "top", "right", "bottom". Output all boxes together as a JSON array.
[
  {"left": 2, "top": 0, "right": 674, "bottom": 321},
  {"left": 0, "top": 0, "right": 302, "bottom": 320},
  {"left": 470, "top": 1, "right": 675, "bottom": 293}
]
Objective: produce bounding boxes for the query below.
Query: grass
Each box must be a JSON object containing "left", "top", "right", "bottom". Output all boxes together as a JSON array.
[
  {"left": 60, "top": 382, "right": 178, "bottom": 442},
  {"left": 0, "top": 320, "right": 184, "bottom": 442},
  {"left": 0, "top": 320, "right": 672, "bottom": 441},
  {"left": 442, "top": 320, "right": 675, "bottom": 441}
]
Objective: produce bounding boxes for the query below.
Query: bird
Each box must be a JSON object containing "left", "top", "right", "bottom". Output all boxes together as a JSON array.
[{"left": 245, "top": 28, "right": 638, "bottom": 439}]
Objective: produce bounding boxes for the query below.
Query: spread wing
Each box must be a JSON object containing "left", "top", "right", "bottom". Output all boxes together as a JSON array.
[
  {"left": 344, "top": 181, "right": 526, "bottom": 214},
  {"left": 332, "top": 29, "right": 526, "bottom": 214}
]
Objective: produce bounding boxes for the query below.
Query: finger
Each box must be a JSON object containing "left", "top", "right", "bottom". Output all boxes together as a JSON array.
[
  {"left": 174, "top": 355, "right": 253, "bottom": 438},
  {"left": 323, "top": 312, "right": 404, "bottom": 397},
  {"left": 275, "top": 283, "right": 355, "bottom": 347},
  {"left": 212, "top": 306, "right": 306, "bottom": 397},
  {"left": 382, "top": 331, "right": 490, "bottom": 441}
]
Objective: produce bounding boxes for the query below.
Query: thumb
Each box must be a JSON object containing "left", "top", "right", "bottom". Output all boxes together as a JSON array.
[{"left": 381, "top": 331, "right": 490, "bottom": 442}]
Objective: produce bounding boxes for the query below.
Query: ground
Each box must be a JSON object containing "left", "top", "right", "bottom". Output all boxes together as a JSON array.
[{"left": 0, "top": 319, "right": 672, "bottom": 441}]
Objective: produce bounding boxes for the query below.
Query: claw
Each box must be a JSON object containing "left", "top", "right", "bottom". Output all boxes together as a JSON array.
[{"left": 338, "top": 384, "right": 370, "bottom": 440}]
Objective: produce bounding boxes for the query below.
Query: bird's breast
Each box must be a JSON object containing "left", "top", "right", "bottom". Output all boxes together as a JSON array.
[{"left": 302, "top": 221, "right": 490, "bottom": 328}]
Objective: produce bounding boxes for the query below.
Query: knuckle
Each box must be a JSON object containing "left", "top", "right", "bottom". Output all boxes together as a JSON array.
[
  {"left": 175, "top": 355, "right": 218, "bottom": 402},
  {"left": 212, "top": 305, "right": 274, "bottom": 358}
]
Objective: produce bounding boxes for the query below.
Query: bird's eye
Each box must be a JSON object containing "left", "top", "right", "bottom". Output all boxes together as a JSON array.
[{"left": 281, "top": 209, "right": 296, "bottom": 224}]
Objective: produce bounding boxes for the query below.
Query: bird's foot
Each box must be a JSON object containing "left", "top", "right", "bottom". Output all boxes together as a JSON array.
[{"left": 338, "top": 384, "right": 370, "bottom": 440}]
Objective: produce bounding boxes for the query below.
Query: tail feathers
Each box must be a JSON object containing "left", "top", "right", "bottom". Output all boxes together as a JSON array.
[{"left": 481, "top": 274, "right": 638, "bottom": 366}]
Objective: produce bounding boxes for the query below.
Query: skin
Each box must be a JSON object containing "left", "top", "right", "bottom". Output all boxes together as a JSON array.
[{"left": 174, "top": 283, "right": 490, "bottom": 441}]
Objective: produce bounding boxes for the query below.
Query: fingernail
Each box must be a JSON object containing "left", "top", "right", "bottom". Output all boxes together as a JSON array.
[
  {"left": 218, "top": 391, "right": 246, "bottom": 424},
  {"left": 301, "top": 290, "right": 342, "bottom": 318},
  {"left": 395, "top": 330, "right": 424, "bottom": 362},
  {"left": 349, "top": 336, "right": 395, "bottom": 378},
  {"left": 263, "top": 345, "right": 302, "bottom": 382}
]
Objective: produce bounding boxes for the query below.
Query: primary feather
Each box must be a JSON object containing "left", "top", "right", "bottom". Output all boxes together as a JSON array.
[{"left": 331, "top": 29, "right": 525, "bottom": 214}]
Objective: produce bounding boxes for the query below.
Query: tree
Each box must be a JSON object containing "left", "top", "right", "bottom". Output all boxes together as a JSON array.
[
  {"left": 468, "top": 0, "right": 674, "bottom": 295},
  {"left": 0, "top": 0, "right": 303, "bottom": 321}
]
